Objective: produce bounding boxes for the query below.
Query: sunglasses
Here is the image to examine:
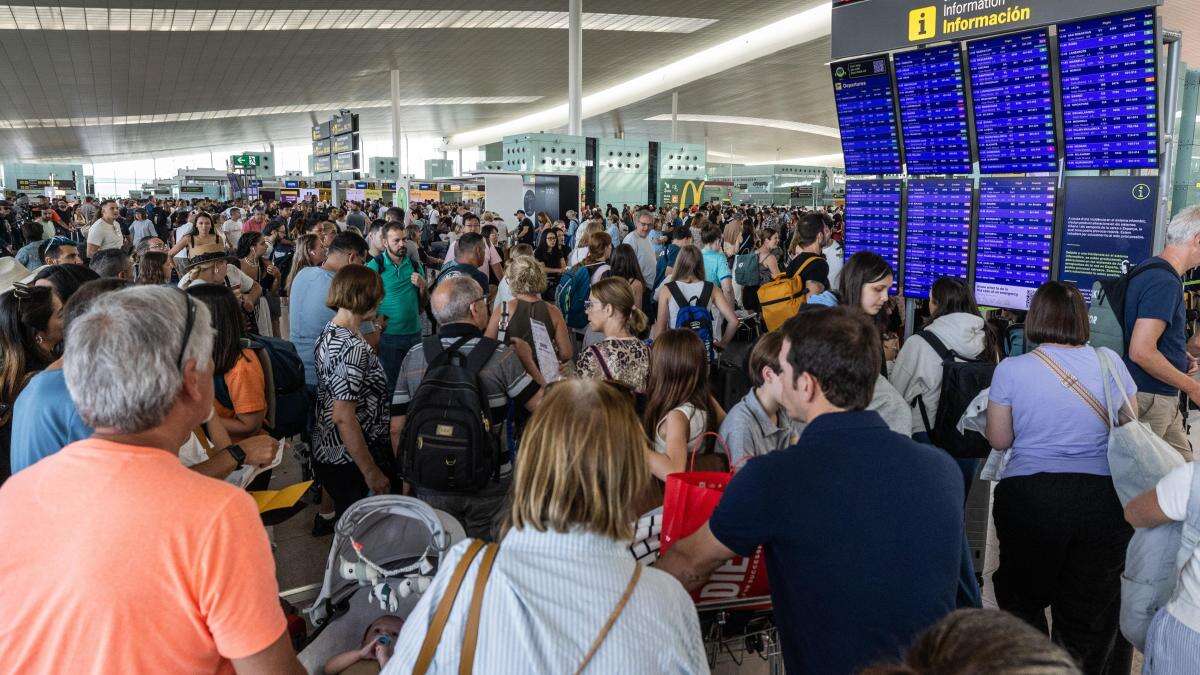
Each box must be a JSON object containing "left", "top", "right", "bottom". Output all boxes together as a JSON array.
[{"left": 176, "top": 294, "right": 196, "bottom": 371}]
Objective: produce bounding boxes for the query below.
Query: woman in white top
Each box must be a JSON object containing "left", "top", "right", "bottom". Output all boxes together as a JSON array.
[
  {"left": 568, "top": 219, "right": 605, "bottom": 267},
  {"left": 642, "top": 329, "right": 724, "bottom": 481},
  {"left": 651, "top": 245, "right": 739, "bottom": 349},
  {"left": 382, "top": 379, "right": 707, "bottom": 674}
]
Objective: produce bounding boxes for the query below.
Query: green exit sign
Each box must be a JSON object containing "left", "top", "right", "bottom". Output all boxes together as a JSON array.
[{"left": 234, "top": 154, "right": 258, "bottom": 168}]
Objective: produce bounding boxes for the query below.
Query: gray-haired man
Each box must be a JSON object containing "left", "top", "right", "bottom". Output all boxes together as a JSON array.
[{"left": 0, "top": 286, "right": 303, "bottom": 673}]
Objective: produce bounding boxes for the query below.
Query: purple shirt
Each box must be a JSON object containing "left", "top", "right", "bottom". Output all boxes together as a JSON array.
[{"left": 989, "top": 345, "right": 1136, "bottom": 478}]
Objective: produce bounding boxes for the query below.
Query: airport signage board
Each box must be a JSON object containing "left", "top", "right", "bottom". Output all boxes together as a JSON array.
[
  {"left": 1057, "top": 175, "right": 1156, "bottom": 302},
  {"left": 312, "top": 155, "right": 332, "bottom": 173},
  {"left": 332, "top": 133, "right": 357, "bottom": 154},
  {"left": 333, "top": 152, "right": 359, "bottom": 171},
  {"left": 831, "top": 0, "right": 1161, "bottom": 59},
  {"left": 179, "top": 185, "right": 205, "bottom": 193},
  {"left": 233, "top": 154, "right": 258, "bottom": 168},
  {"left": 16, "top": 179, "right": 76, "bottom": 190},
  {"left": 284, "top": 180, "right": 299, "bottom": 188},
  {"left": 312, "top": 121, "right": 331, "bottom": 141},
  {"left": 331, "top": 112, "right": 358, "bottom": 136},
  {"left": 313, "top": 138, "right": 331, "bottom": 157}
]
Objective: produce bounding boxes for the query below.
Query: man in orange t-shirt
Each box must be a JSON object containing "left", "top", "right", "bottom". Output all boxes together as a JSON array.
[{"left": 0, "top": 286, "right": 303, "bottom": 674}]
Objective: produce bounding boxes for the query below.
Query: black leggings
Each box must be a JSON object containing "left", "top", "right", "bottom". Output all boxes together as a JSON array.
[{"left": 993, "top": 472, "right": 1133, "bottom": 674}]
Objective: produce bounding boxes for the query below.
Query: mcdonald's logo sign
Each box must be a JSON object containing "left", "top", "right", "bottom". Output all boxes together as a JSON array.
[{"left": 662, "top": 179, "right": 708, "bottom": 208}]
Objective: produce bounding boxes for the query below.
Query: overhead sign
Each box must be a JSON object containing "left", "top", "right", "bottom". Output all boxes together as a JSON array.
[
  {"left": 233, "top": 154, "right": 258, "bottom": 168},
  {"left": 1057, "top": 175, "right": 1157, "bottom": 302},
  {"left": 313, "top": 138, "right": 331, "bottom": 157},
  {"left": 830, "top": 0, "right": 1161, "bottom": 59},
  {"left": 333, "top": 152, "right": 359, "bottom": 171},
  {"left": 313, "top": 155, "right": 332, "bottom": 173},
  {"left": 332, "top": 133, "right": 357, "bottom": 154},
  {"left": 179, "top": 185, "right": 205, "bottom": 193},
  {"left": 312, "top": 121, "right": 331, "bottom": 141},
  {"left": 284, "top": 180, "right": 299, "bottom": 188},
  {"left": 16, "top": 179, "right": 76, "bottom": 190},
  {"left": 330, "top": 112, "right": 358, "bottom": 136}
]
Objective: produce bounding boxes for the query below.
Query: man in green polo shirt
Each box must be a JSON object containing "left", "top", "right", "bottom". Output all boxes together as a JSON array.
[{"left": 367, "top": 222, "right": 427, "bottom": 390}]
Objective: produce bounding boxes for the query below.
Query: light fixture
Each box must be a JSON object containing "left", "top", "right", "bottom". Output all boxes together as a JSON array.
[
  {"left": 0, "top": 7, "right": 717, "bottom": 33},
  {"left": 0, "top": 96, "right": 542, "bottom": 130},
  {"left": 445, "top": 3, "right": 832, "bottom": 148},
  {"left": 644, "top": 114, "right": 840, "bottom": 139}
]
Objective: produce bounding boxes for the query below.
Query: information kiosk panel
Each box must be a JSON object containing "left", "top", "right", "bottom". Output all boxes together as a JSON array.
[
  {"left": 845, "top": 179, "right": 903, "bottom": 288},
  {"left": 894, "top": 43, "right": 972, "bottom": 175},
  {"left": 974, "top": 178, "right": 1057, "bottom": 311},
  {"left": 1058, "top": 8, "right": 1158, "bottom": 170},
  {"left": 832, "top": 56, "right": 903, "bottom": 175},
  {"left": 967, "top": 28, "right": 1057, "bottom": 174},
  {"left": 903, "top": 179, "right": 973, "bottom": 300}
]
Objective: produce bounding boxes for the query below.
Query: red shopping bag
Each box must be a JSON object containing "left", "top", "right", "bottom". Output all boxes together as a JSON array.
[{"left": 660, "top": 433, "right": 770, "bottom": 607}]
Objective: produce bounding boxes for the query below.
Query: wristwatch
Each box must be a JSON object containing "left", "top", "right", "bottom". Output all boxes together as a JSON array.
[{"left": 226, "top": 444, "right": 246, "bottom": 469}]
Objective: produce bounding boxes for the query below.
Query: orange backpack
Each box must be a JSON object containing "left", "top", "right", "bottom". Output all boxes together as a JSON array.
[{"left": 756, "top": 256, "right": 817, "bottom": 331}]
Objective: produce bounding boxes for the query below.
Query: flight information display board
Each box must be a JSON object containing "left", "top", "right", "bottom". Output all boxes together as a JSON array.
[
  {"left": 831, "top": 56, "right": 902, "bottom": 175},
  {"left": 1058, "top": 8, "right": 1158, "bottom": 170},
  {"left": 903, "top": 179, "right": 973, "bottom": 300},
  {"left": 894, "top": 43, "right": 972, "bottom": 175},
  {"left": 967, "top": 29, "right": 1057, "bottom": 173},
  {"left": 974, "top": 178, "right": 1057, "bottom": 311},
  {"left": 844, "top": 180, "right": 902, "bottom": 285}
]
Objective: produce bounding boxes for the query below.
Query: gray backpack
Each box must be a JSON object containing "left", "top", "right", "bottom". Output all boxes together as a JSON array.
[{"left": 1088, "top": 259, "right": 1174, "bottom": 355}]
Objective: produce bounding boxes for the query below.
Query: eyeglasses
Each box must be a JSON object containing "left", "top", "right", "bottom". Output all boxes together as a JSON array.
[{"left": 176, "top": 294, "right": 196, "bottom": 371}]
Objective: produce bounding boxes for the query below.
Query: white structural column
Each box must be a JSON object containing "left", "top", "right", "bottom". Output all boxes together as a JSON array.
[
  {"left": 568, "top": 0, "right": 583, "bottom": 136},
  {"left": 390, "top": 69, "right": 403, "bottom": 180},
  {"left": 671, "top": 91, "right": 678, "bottom": 142}
]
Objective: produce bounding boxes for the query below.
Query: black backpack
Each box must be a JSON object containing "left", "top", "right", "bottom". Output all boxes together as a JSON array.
[
  {"left": 914, "top": 330, "right": 994, "bottom": 459},
  {"left": 400, "top": 335, "right": 500, "bottom": 493},
  {"left": 213, "top": 335, "right": 311, "bottom": 440}
]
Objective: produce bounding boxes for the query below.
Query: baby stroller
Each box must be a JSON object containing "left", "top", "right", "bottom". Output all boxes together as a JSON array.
[{"left": 298, "top": 495, "right": 466, "bottom": 673}]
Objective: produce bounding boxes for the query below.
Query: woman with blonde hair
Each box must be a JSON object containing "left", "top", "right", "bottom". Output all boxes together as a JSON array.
[
  {"left": 381, "top": 379, "right": 707, "bottom": 673},
  {"left": 568, "top": 218, "right": 606, "bottom": 266},
  {"left": 485, "top": 254, "right": 573, "bottom": 377},
  {"left": 286, "top": 232, "right": 326, "bottom": 293},
  {"left": 576, "top": 277, "right": 650, "bottom": 392}
]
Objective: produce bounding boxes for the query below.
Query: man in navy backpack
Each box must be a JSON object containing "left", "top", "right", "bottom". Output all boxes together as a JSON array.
[
  {"left": 390, "top": 277, "right": 543, "bottom": 539},
  {"left": 1125, "top": 205, "right": 1200, "bottom": 460}
]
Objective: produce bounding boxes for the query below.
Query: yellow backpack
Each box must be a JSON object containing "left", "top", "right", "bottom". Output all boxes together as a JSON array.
[{"left": 756, "top": 256, "right": 817, "bottom": 331}]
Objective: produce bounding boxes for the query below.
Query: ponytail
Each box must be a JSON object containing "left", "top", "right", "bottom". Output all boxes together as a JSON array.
[{"left": 626, "top": 305, "right": 648, "bottom": 337}]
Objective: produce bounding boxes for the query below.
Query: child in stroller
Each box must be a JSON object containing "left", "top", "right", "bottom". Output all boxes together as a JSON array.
[{"left": 323, "top": 615, "right": 405, "bottom": 674}]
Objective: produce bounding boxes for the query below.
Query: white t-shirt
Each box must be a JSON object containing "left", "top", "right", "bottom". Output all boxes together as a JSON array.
[
  {"left": 663, "top": 280, "right": 721, "bottom": 337},
  {"left": 222, "top": 220, "right": 243, "bottom": 248},
  {"left": 1156, "top": 462, "right": 1200, "bottom": 612},
  {"left": 568, "top": 246, "right": 589, "bottom": 267},
  {"left": 87, "top": 219, "right": 123, "bottom": 251}
]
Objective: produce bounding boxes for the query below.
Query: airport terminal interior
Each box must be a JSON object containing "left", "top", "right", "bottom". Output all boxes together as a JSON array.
[{"left": 7, "top": 0, "right": 1200, "bottom": 673}]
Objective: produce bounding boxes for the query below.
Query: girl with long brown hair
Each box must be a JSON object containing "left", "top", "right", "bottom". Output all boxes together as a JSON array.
[
  {"left": 641, "top": 329, "right": 723, "bottom": 480},
  {"left": 286, "top": 233, "right": 326, "bottom": 293},
  {"left": 0, "top": 284, "right": 63, "bottom": 482}
]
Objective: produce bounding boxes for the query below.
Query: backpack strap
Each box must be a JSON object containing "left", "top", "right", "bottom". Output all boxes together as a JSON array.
[
  {"left": 1031, "top": 349, "right": 1109, "bottom": 427},
  {"left": 413, "top": 539, "right": 488, "bottom": 675},
  {"left": 463, "top": 337, "right": 501, "bottom": 379},
  {"left": 916, "top": 329, "right": 954, "bottom": 361},
  {"left": 697, "top": 282, "right": 714, "bottom": 309},
  {"left": 460, "top": 542, "right": 501, "bottom": 675},
  {"left": 666, "top": 281, "right": 688, "bottom": 309},
  {"left": 590, "top": 343, "right": 615, "bottom": 380}
]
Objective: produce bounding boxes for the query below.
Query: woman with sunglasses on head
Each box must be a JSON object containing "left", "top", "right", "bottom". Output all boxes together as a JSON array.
[
  {"left": 168, "top": 211, "right": 223, "bottom": 260},
  {"left": 575, "top": 277, "right": 650, "bottom": 392},
  {"left": 0, "top": 284, "right": 64, "bottom": 483}
]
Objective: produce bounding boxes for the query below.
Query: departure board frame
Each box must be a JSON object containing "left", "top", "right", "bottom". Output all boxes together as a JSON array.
[
  {"left": 966, "top": 27, "right": 1060, "bottom": 174},
  {"left": 844, "top": 179, "right": 904, "bottom": 292},
  {"left": 893, "top": 42, "right": 973, "bottom": 176},
  {"left": 902, "top": 179, "right": 974, "bottom": 301},
  {"left": 831, "top": 55, "right": 904, "bottom": 176},
  {"left": 973, "top": 177, "right": 1059, "bottom": 311},
  {"left": 1056, "top": 7, "right": 1160, "bottom": 171}
]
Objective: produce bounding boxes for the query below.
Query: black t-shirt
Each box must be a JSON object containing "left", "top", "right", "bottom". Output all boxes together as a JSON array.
[
  {"left": 517, "top": 218, "right": 536, "bottom": 245},
  {"left": 785, "top": 252, "right": 830, "bottom": 291}
]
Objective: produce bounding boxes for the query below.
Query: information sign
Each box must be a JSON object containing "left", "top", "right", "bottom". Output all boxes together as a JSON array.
[
  {"left": 1058, "top": 8, "right": 1158, "bottom": 170},
  {"left": 974, "top": 177, "right": 1057, "bottom": 310},
  {"left": 903, "top": 179, "right": 973, "bottom": 300},
  {"left": 313, "top": 138, "right": 331, "bottom": 157},
  {"left": 1057, "top": 175, "right": 1156, "bottom": 302},
  {"left": 332, "top": 133, "right": 357, "bottom": 154},
  {"left": 333, "top": 152, "right": 359, "bottom": 171},
  {"left": 894, "top": 43, "right": 972, "bottom": 174},
  {"left": 831, "top": 56, "right": 903, "bottom": 175},
  {"left": 312, "top": 155, "right": 332, "bottom": 174},
  {"left": 844, "top": 179, "right": 903, "bottom": 288},
  {"left": 967, "top": 28, "right": 1057, "bottom": 173}
]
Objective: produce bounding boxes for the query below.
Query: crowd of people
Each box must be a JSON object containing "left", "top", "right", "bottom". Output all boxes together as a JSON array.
[{"left": 1, "top": 189, "right": 1199, "bottom": 675}]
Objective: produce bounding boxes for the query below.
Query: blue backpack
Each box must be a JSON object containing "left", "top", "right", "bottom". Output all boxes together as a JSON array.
[
  {"left": 667, "top": 281, "right": 716, "bottom": 362},
  {"left": 556, "top": 262, "right": 601, "bottom": 330}
]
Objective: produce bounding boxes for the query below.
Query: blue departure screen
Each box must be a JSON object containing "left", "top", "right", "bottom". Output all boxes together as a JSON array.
[
  {"left": 974, "top": 178, "right": 1057, "bottom": 310},
  {"left": 845, "top": 180, "right": 902, "bottom": 288},
  {"left": 968, "top": 29, "right": 1057, "bottom": 173},
  {"left": 1058, "top": 9, "right": 1158, "bottom": 170},
  {"left": 903, "top": 179, "right": 973, "bottom": 300},
  {"left": 894, "top": 44, "right": 972, "bottom": 175},
  {"left": 832, "top": 56, "right": 902, "bottom": 175}
]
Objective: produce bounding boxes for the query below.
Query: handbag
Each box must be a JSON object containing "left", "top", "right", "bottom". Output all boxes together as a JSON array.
[
  {"left": 660, "top": 432, "right": 770, "bottom": 607},
  {"left": 1093, "top": 349, "right": 1187, "bottom": 649},
  {"left": 413, "top": 539, "right": 641, "bottom": 675}
]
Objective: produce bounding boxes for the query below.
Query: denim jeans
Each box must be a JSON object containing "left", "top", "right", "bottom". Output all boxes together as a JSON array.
[{"left": 378, "top": 332, "right": 421, "bottom": 393}]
